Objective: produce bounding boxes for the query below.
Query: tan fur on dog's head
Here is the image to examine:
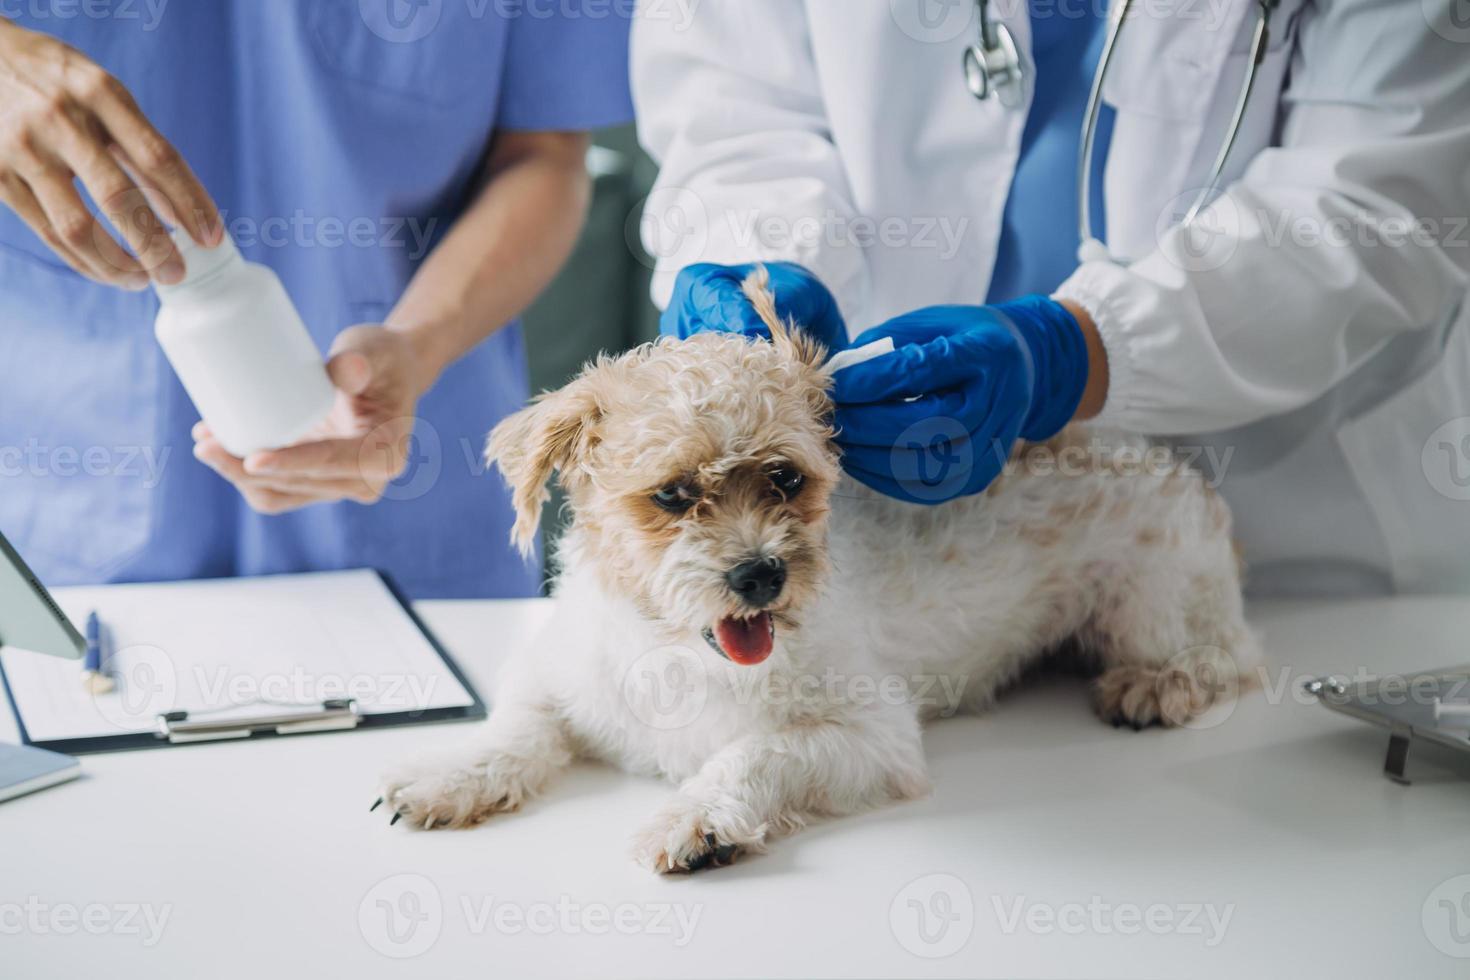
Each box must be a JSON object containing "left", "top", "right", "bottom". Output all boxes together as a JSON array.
[{"left": 487, "top": 269, "right": 841, "bottom": 640}]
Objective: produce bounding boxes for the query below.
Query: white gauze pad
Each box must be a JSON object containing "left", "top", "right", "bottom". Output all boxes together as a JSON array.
[{"left": 825, "top": 337, "right": 896, "bottom": 374}]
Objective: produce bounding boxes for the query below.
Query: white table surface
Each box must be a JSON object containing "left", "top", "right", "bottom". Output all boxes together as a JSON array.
[{"left": 4, "top": 595, "right": 1470, "bottom": 979}]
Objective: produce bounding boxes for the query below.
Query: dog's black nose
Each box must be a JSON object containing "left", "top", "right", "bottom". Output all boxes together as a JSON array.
[{"left": 726, "top": 557, "right": 786, "bottom": 608}]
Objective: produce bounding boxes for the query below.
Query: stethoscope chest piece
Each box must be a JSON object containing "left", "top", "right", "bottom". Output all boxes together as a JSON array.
[{"left": 963, "top": 20, "right": 1023, "bottom": 108}]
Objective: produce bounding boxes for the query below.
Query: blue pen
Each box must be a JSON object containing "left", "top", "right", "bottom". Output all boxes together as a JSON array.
[
  {"left": 84, "top": 612, "right": 101, "bottom": 672},
  {"left": 81, "top": 611, "right": 114, "bottom": 693}
]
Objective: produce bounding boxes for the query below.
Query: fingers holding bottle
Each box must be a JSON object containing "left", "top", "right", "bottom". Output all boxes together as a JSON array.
[{"left": 0, "top": 18, "right": 221, "bottom": 287}]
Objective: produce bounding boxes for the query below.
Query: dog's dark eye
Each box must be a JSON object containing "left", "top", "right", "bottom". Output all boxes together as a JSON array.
[
  {"left": 768, "top": 468, "right": 805, "bottom": 498},
  {"left": 652, "top": 482, "right": 698, "bottom": 513}
]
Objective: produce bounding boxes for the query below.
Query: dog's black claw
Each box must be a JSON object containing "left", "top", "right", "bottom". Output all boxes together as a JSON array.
[
  {"left": 369, "top": 797, "right": 383, "bottom": 813},
  {"left": 1112, "top": 717, "right": 1125, "bottom": 729},
  {"left": 390, "top": 811, "right": 402, "bottom": 826},
  {"left": 1130, "top": 721, "right": 1145, "bottom": 732},
  {"left": 677, "top": 835, "right": 739, "bottom": 873}
]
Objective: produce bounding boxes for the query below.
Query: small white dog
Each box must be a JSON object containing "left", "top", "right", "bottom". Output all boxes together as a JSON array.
[{"left": 377, "top": 272, "right": 1258, "bottom": 873}]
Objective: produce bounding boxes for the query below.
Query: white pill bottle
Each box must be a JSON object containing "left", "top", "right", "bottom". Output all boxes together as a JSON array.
[{"left": 154, "top": 231, "right": 335, "bottom": 457}]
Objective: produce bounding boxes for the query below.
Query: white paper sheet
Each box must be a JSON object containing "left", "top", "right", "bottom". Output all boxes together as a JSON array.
[{"left": 0, "top": 569, "right": 474, "bottom": 744}]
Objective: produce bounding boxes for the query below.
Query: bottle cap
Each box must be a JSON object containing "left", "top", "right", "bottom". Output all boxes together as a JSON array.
[{"left": 156, "top": 229, "right": 240, "bottom": 295}]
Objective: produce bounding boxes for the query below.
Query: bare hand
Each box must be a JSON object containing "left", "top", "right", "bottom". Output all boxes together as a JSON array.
[
  {"left": 192, "top": 326, "right": 437, "bottom": 515},
  {"left": 0, "top": 18, "right": 220, "bottom": 288}
]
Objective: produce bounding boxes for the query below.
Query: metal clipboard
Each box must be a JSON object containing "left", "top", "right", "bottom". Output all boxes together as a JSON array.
[
  {"left": 0, "top": 570, "right": 487, "bottom": 755},
  {"left": 1305, "top": 667, "right": 1470, "bottom": 785}
]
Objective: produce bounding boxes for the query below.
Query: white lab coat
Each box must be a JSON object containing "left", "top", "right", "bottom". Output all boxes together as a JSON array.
[{"left": 633, "top": 0, "right": 1470, "bottom": 595}]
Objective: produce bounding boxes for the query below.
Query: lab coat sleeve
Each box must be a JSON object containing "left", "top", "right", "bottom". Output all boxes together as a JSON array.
[
  {"left": 631, "top": 0, "right": 870, "bottom": 326},
  {"left": 1054, "top": 0, "right": 1470, "bottom": 435}
]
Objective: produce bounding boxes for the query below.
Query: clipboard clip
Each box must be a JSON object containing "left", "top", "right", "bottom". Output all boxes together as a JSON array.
[{"left": 156, "top": 699, "right": 360, "bottom": 744}]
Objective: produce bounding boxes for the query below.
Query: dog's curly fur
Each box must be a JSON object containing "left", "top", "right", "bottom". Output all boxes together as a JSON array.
[{"left": 378, "top": 271, "right": 1259, "bottom": 873}]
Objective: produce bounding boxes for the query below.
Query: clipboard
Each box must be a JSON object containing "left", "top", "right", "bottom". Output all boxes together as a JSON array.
[{"left": 0, "top": 569, "right": 487, "bottom": 755}]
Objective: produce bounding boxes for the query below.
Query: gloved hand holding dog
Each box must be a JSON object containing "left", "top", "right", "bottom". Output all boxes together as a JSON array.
[{"left": 661, "top": 263, "right": 1093, "bottom": 504}]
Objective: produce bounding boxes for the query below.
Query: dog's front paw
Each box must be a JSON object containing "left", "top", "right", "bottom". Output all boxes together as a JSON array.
[
  {"left": 631, "top": 794, "right": 770, "bottom": 874},
  {"left": 1092, "top": 663, "right": 1219, "bottom": 729},
  {"left": 375, "top": 755, "right": 526, "bottom": 830}
]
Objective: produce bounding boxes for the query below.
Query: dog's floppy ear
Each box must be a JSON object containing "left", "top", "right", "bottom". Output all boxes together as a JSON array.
[
  {"left": 740, "top": 266, "right": 829, "bottom": 371},
  {"left": 486, "top": 373, "right": 602, "bottom": 557}
]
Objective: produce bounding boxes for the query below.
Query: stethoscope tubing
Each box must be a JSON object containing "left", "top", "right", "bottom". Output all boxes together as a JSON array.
[{"left": 965, "top": 0, "right": 1279, "bottom": 261}]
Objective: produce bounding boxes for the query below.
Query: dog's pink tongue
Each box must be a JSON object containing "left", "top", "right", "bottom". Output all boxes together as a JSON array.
[{"left": 715, "top": 612, "right": 773, "bottom": 665}]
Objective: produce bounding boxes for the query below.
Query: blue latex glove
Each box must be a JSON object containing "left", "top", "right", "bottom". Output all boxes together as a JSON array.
[
  {"left": 659, "top": 262, "right": 849, "bottom": 354},
  {"left": 831, "top": 296, "right": 1089, "bottom": 505}
]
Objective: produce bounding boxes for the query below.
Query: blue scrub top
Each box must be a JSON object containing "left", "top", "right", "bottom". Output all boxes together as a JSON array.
[
  {"left": 0, "top": 1, "right": 632, "bottom": 599},
  {"left": 986, "top": 1, "right": 1113, "bottom": 303}
]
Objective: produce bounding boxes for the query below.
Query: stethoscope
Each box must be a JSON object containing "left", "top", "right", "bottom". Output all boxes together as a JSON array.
[{"left": 964, "top": 0, "right": 1280, "bottom": 262}]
